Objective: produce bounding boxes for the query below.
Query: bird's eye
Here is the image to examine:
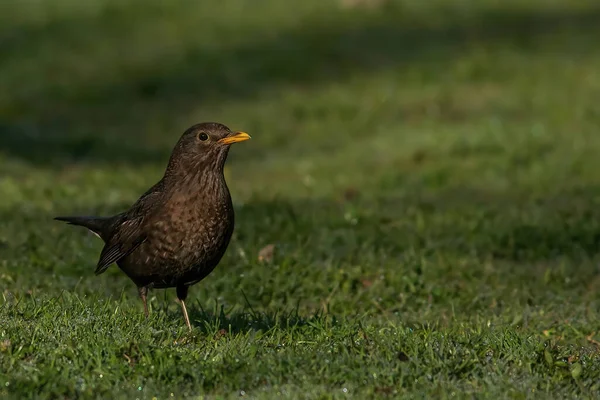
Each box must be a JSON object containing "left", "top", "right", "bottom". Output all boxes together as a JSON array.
[{"left": 198, "top": 132, "right": 209, "bottom": 141}]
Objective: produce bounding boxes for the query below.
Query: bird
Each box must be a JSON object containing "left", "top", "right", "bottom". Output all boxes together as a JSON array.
[{"left": 54, "top": 122, "right": 250, "bottom": 330}]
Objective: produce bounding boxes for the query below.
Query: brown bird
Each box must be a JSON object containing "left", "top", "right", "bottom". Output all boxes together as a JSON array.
[{"left": 55, "top": 122, "right": 250, "bottom": 330}]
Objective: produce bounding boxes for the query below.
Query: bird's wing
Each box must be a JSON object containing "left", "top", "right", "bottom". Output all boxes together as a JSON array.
[
  {"left": 130, "top": 179, "right": 166, "bottom": 214},
  {"left": 95, "top": 180, "right": 166, "bottom": 275},
  {"left": 95, "top": 216, "right": 147, "bottom": 275}
]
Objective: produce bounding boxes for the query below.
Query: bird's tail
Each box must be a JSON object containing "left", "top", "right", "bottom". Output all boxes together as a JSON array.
[{"left": 54, "top": 215, "right": 110, "bottom": 240}]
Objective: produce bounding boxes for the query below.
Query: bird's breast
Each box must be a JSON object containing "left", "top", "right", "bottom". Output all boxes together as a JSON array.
[
  {"left": 155, "top": 193, "right": 233, "bottom": 258},
  {"left": 117, "top": 176, "right": 236, "bottom": 289}
]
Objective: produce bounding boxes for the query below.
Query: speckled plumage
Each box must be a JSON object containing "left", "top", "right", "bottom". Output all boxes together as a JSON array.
[{"left": 55, "top": 122, "right": 251, "bottom": 330}]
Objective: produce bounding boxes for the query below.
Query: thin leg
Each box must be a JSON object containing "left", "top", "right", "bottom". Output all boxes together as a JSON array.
[
  {"left": 180, "top": 301, "right": 191, "bottom": 331},
  {"left": 138, "top": 286, "right": 149, "bottom": 318},
  {"left": 176, "top": 285, "right": 192, "bottom": 331}
]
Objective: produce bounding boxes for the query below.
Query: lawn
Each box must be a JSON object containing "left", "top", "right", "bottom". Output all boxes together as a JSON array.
[{"left": 2, "top": 0, "right": 600, "bottom": 398}]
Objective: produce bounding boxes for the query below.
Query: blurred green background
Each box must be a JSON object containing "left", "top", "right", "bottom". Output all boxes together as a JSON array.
[{"left": 2, "top": 0, "right": 600, "bottom": 398}]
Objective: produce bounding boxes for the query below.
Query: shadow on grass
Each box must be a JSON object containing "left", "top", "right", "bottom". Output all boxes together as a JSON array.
[
  {"left": 1, "top": 3, "right": 599, "bottom": 165},
  {"left": 181, "top": 304, "right": 326, "bottom": 335},
  {"left": 4, "top": 186, "right": 600, "bottom": 283}
]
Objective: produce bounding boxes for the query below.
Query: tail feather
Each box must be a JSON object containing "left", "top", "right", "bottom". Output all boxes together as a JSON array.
[{"left": 54, "top": 216, "right": 109, "bottom": 239}]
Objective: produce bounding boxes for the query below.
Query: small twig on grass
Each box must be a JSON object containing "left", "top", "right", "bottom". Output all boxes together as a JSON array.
[{"left": 586, "top": 332, "right": 600, "bottom": 348}]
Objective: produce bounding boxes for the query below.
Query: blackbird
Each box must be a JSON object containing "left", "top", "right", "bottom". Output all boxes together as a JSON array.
[{"left": 55, "top": 122, "right": 250, "bottom": 330}]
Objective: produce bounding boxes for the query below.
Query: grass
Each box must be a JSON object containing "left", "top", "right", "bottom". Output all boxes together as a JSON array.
[{"left": 2, "top": 0, "right": 600, "bottom": 398}]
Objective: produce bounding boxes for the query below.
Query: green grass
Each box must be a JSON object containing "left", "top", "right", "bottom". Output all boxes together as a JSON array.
[{"left": 2, "top": 0, "right": 600, "bottom": 398}]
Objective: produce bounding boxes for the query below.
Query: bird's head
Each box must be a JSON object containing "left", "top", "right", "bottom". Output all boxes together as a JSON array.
[{"left": 166, "top": 122, "right": 251, "bottom": 177}]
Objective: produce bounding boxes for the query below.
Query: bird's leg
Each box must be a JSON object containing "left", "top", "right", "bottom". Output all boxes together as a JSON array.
[
  {"left": 138, "top": 286, "right": 149, "bottom": 318},
  {"left": 180, "top": 301, "right": 191, "bottom": 332},
  {"left": 176, "top": 285, "right": 192, "bottom": 331}
]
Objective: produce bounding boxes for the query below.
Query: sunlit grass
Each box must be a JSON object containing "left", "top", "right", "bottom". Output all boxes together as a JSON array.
[{"left": 2, "top": 0, "right": 600, "bottom": 398}]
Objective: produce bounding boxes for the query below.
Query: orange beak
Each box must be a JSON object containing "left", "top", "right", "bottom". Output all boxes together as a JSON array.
[{"left": 218, "top": 131, "right": 251, "bottom": 145}]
